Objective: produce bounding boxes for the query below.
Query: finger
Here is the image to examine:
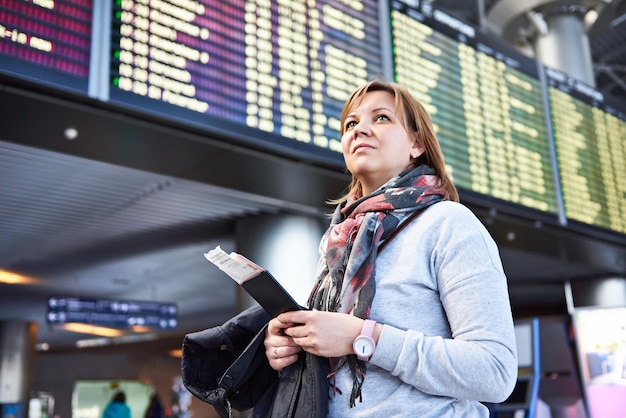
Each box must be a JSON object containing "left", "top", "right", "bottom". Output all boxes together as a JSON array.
[
  {"left": 267, "top": 334, "right": 299, "bottom": 349},
  {"left": 277, "top": 310, "right": 311, "bottom": 325},
  {"left": 269, "top": 344, "right": 302, "bottom": 360},
  {"left": 280, "top": 344, "right": 303, "bottom": 357},
  {"left": 284, "top": 324, "right": 307, "bottom": 338},
  {"left": 267, "top": 318, "right": 290, "bottom": 335},
  {"left": 268, "top": 353, "right": 299, "bottom": 371}
]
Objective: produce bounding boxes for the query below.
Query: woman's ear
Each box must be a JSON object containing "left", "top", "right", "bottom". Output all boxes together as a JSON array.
[{"left": 411, "top": 135, "right": 425, "bottom": 159}]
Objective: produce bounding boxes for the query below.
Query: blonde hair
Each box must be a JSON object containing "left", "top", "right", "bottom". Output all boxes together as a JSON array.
[{"left": 333, "top": 80, "right": 459, "bottom": 203}]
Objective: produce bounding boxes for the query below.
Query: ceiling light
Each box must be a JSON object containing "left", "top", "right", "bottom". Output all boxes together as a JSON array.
[
  {"left": 585, "top": 9, "right": 599, "bottom": 27},
  {"left": 0, "top": 269, "right": 37, "bottom": 285},
  {"left": 34, "top": 343, "right": 50, "bottom": 352},
  {"left": 58, "top": 323, "right": 125, "bottom": 337},
  {"left": 168, "top": 349, "right": 182, "bottom": 358},
  {"left": 129, "top": 325, "right": 152, "bottom": 333},
  {"left": 64, "top": 127, "right": 78, "bottom": 140},
  {"left": 76, "top": 338, "right": 111, "bottom": 348}
]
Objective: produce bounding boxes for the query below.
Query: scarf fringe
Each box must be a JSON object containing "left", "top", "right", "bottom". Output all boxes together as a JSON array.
[{"left": 348, "top": 358, "right": 367, "bottom": 407}]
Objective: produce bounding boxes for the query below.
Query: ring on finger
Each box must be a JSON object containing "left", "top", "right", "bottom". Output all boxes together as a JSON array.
[{"left": 273, "top": 347, "right": 279, "bottom": 359}]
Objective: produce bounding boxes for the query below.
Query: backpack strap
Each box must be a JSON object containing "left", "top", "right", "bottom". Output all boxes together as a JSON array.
[{"left": 378, "top": 208, "right": 424, "bottom": 253}]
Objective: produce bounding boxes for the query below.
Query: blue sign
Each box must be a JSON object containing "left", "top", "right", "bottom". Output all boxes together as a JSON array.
[{"left": 46, "top": 296, "right": 177, "bottom": 330}]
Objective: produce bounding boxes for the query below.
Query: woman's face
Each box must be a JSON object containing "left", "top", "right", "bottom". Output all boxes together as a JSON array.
[{"left": 341, "top": 90, "right": 424, "bottom": 196}]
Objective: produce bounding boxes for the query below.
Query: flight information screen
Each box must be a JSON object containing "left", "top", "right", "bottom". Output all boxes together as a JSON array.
[
  {"left": 0, "top": 0, "right": 92, "bottom": 93},
  {"left": 47, "top": 296, "right": 178, "bottom": 329},
  {"left": 546, "top": 67, "right": 626, "bottom": 234},
  {"left": 3, "top": 0, "right": 625, "bottom": 239},
  {"left": 108, "top": 0, "right": 382, "bottom": 161},
  {"left": 389, "top": 0, "right": 559, "bottom": 214}
]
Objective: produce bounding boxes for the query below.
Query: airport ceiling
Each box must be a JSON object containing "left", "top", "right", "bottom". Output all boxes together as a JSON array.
[{"left": 1, "top": 0, "right": 626, "bottom": 354}]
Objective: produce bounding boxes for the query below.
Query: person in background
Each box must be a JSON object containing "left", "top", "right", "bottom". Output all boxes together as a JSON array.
[
  {"left": 143, "top": 393, "right": 165, "bottom": 418},
  {"left": 264, "top": 79, "right": 518, "bottom": 417},
  {"left": 102, "top": 391, "right": 131, "bottom": 418}
]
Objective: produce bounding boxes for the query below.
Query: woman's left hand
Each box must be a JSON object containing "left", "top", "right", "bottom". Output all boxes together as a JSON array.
[
  {"left": 276, "top": 310, "right": 366, "bottom": 358},
  {"left": 265, "top": 315, "right": 302, "bottom": 370}
]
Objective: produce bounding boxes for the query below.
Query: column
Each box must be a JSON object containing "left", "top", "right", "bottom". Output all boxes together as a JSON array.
[
  {"left": 0, "top": 321, "right": 37, "bottom": 418},
  {"left": 534, "top": 5, "right": 595, "bottom": 86},
  {"left": 235, "top": 213, "right": 326, "bottom": 310},
  {"left": 487, "top": 0, "right": 598, "bottom": 85}
]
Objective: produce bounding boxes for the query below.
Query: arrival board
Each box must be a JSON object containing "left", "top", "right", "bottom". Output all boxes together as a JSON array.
[
  {"left": 389, "top": 0, "right": 559, "bottom": 214},
  {"left": 546, "top": 67, "right": 626, "bottom": 234},
  {"left": 108, "top": 0, "right": 383, "bottom": 158},
  {"left": 0, "top": 0, "right": 93, "bottom": 93}
]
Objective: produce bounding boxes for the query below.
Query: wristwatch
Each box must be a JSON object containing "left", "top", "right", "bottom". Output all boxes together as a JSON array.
[{"left": 353, "top": 319, "right": 377, "bottom": 361}]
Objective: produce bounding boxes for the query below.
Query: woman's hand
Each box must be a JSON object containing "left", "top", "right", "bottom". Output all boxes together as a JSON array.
[
  {"left": 265, "top": 310, "right": 381, "bottom": 369},
  {"left": 264, "top": 315, "right": 303, "bottom": 371},
  {"left": 277, "top": 310, "right": 367, "bottom": 358}
]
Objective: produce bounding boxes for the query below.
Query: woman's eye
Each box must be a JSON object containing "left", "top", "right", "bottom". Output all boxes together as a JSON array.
[
  {"left": 376, "top": 114, "right": 390, "bottom": 122},
  {"left": 345, "top": 120, "right": 357, "bottom": 129}
]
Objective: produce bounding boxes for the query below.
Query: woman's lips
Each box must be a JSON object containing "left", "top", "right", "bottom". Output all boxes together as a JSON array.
[{"left": 352, "top": 143, "right": 374, "bottom": 153}]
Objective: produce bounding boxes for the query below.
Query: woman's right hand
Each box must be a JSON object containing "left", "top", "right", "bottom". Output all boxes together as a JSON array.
[{"left": 264, "top": 315, "right": 303, "bottom": 371}]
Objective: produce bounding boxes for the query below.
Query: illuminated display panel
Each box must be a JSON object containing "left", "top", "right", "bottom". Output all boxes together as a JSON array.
[
  {"left": 389, "top": 1, "right": 558, "bottom": 214},
  {"left": 47, "top": 296, "right": 178, "bottom": 330},
  {"left": 572, "top": 307, "right": 626, "bottom": 417},
  {"left": 0, "top": 0, "right": 92, "bottom": 93},
  {"left": 546, "top": 68, "right": 626, "bottom": 235},
  {"left": 108, "top": 0, "right": 382, "bottom": 163}
]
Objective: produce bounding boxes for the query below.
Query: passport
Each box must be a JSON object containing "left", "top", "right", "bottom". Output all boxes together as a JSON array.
[{"left": 204, "top": 246, "right": 304, "bottom": 317}]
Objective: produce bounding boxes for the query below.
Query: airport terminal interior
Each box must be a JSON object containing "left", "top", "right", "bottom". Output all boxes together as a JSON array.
[{"left": 1, "top": 0, "right": 626, "bottom": 417}]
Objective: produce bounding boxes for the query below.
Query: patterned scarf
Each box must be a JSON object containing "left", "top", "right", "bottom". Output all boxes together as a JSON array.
[{"left": 307, "top": 165, "right": 448, "bottom": 407}]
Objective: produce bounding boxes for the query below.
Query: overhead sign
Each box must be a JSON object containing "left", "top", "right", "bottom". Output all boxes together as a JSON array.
[{"left": 46, "top": 296, "right": 178, "bottom": 330}]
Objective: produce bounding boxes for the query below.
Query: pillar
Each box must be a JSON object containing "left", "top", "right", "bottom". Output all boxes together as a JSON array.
[
  {"left": 0, "top": 321, "right": 37, "bottom": 418},
  {"left": 533, "top": 5, "right": 595, "bottom": 86},
  {"left": 235, "top": 213, "right": 327, "bottom": 310},
  {"left": 486, "top": 0, "right": 599, "bottom": 85}
]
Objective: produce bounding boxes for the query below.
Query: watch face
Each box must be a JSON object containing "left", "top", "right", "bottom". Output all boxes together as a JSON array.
[{"left": 354, "top": 336, "right": 375, "bottom": 357}]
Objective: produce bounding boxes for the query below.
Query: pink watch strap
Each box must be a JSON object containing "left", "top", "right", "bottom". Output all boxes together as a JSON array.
[{"left": 362, "top": 319, "right": 376, "bottom": 337}]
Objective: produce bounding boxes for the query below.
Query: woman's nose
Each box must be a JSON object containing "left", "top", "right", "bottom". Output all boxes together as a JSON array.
[{"left": 354, "top": 120, "right": 371, "bottom": 136}]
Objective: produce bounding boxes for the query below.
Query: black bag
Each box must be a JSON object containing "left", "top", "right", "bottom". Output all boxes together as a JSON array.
[
  {"left": 269, "top": 351, "right": 330, "bottom": 418},
  {"left": 181, "top": 305, "right": 277, "bottom": 417},
  {"left": 181, "top": 305, "right": 329, "bottom": 418}
]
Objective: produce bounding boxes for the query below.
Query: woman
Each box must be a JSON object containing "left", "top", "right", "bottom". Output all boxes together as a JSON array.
[{"left": 264, "top": 80, "right": 517, "bottom": 417}]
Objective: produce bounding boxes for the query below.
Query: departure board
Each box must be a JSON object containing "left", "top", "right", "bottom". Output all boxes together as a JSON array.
[
  {"left": 47, "top": 296, "right": 178, "bottom": 329},
  {"left": 389, "top": 1, "right": 558, "bottom": 214},
  {"left": 0, "top": 0, "right": 92, "bottom": 93},
  {"left": 108, "top": 0, "right": 382, "bottom": 159},
  {"left": 546, "top": 67, "right": 626, "bottom": 234}
]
